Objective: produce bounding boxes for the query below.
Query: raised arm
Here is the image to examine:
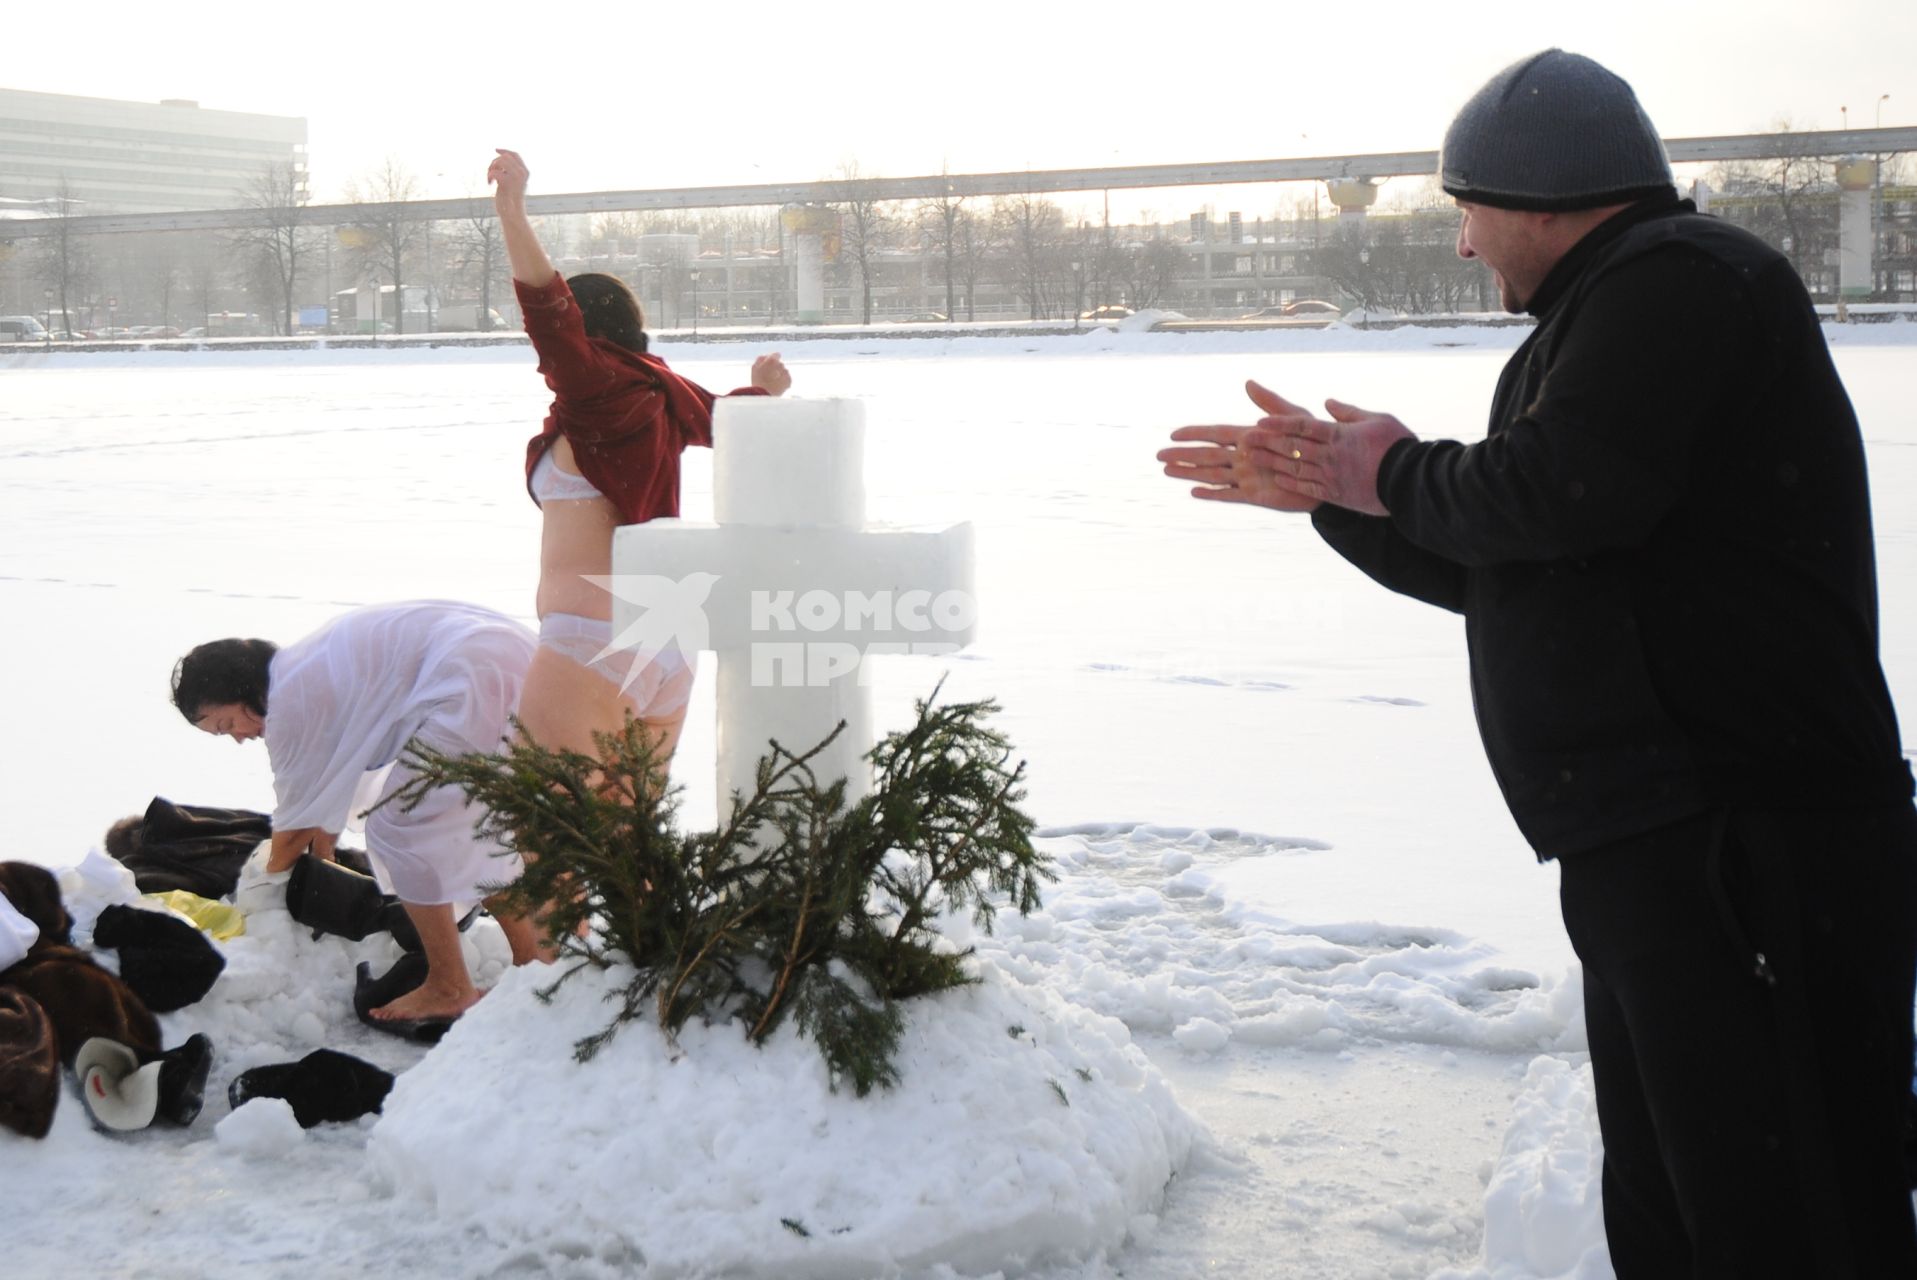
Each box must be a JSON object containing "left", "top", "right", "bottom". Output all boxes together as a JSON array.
[
  {"left": 489, "top": 147, "right": 623, "bottom": 399},
  {"left": 489, "top": 148, "right": 555, "bottom": 288}
]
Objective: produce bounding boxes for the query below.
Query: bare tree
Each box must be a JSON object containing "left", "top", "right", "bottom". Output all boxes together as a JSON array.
[
  {"left": 917, "top": 172, "right": 967, "bottom": 319},
  {"left": 590, "top": 211, "right": 646, "bottom": 259},
  {"left": 834, "top": 163, "right": 891, "bottom": 324},
  {"left": 182, "top": 231, "right": 228, "bottom": 332},
  {"left": 229, "top": 161, "right": 309, "bottom": 335},
  {"left": 34, "top": 179, "right": 92, "bottom": 337},
  {"left": 1311, "top": 206, "right": 1485, "bottom": 317},
  {"left": 1064, "top": 221, "right": 1101, "bottom": 325},
  {"left": 1708, "top": 119, "right": 1836, "bottom": 285},
  {"left": 1119, "top": 236, "right": 1184, "bottom": 311},
  {"left": 455, "top": 206, "right": 508, "bottom": 330},
  {"left": 144, "top": 233, "right": 185, "bottom": 331},
  {"left": 951, "top": 208, "right": 992, "bottom": 321},
  {"left": 994, "top": 190, "right": 1067, "bottom": 320},
  {"left": 708, "top": 206, "right": 781, "bottom": 253},
  {"left": 342, "top": 159, "right": 426, "bottom": 333},
  {"left": 0, "top": 240, "right": 25, "bottom": 318}
]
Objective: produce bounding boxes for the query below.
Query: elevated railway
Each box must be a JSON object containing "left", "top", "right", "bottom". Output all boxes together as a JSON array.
[{"left": 7, "top": 128, "right": 1913, "bottom": 241}]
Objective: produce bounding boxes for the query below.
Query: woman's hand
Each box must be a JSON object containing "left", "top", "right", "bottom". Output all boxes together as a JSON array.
[
  {"left": 263, "top": 827, "right": 338, "bottom": 875},
  {"left": 490, "top": 149, "right": 556, "bottom": 287},
  {"left": 489, "top": 148, "right": 530, "bottom": 212},
  {"left": 751, "top": 353, "right": 792, "bottom": 396}
]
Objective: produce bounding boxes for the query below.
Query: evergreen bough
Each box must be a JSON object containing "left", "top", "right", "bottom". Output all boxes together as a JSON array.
[{"left": 393, "top": 685, "right": 1050, "bottom": 1095}]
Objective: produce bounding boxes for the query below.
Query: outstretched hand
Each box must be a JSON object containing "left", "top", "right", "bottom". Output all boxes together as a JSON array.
[
  {"left": 1158, "top": 380, "right": 1413, "bottom": 517},
  {"left": 489, "top": 149, "right": 530, "bottom": 209},
  {"left": 1158, "top": 420, "right": 1323, "bottom": 512},
  {"left": 751, "top": 353, "right": 792, "bottom": 396}
]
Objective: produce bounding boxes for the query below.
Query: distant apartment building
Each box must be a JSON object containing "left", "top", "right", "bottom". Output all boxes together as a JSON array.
[{"left": 0, "top": 87, "right": 306, "bottom": 215}]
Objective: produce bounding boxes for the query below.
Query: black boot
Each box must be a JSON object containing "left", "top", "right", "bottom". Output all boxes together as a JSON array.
[
  {"left": 228, "top": 1048, "right": 395, "bottom": 1127},
  {"left": 92, "top": 904, "right": 226, "bottom": 1012},
  {"left": 285, "top": 854, "right": 422, "bottom": 953},
  {"left": 155, "top": 1033, "right": 213, "bottom": 1127}
]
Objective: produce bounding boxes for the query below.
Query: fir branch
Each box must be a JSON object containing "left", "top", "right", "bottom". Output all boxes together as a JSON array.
[{"left": 405, "top": 688, "right": 1049, "bottom": 1092}]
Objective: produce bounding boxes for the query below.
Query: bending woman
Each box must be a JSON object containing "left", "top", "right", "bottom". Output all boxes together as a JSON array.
[
  {"left": 174, "top": 601, "right": 541, "bottom": 1025},
  {"left": 490, "top": 148, "right": 789, "bottom": 771}
]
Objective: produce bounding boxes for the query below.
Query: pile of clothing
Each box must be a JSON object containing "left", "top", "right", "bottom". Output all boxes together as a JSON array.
[
  {"left": 0, "top": 860, "right": 220, "bottom": 1136},
  {"left": 0, "top": 798, "right": 407, "bottom": 1140}
]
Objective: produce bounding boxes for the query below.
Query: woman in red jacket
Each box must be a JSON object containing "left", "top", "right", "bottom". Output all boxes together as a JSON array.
[{"left": 490, "top": 149, "right": 789, "bottom": 806}]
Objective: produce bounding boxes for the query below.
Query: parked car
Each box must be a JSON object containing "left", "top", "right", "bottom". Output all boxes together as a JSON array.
[
  {"left": 0, "top": 315, "right": 49, "bottom": 342},
  {"left": 1080, "top": 304, "right": 1132, "bottom": 321},
  {"left": 432, "top": 303, "right": 509, "bottom": 333},
  {"left": 1241, "top": 300, "right": 1342, "bottom": 320},
  {"left": 899, "top": 312, "right": 949, "bottom": 323}
]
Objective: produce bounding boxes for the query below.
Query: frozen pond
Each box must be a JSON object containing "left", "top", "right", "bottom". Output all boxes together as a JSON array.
[{"left": 2, "top": 325, "right": 1913, "bottom": 1278}]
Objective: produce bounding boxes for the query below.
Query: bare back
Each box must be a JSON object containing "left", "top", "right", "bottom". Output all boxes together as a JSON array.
[{"left": 535, "top": 436, "right": 618, "bottom": 621}]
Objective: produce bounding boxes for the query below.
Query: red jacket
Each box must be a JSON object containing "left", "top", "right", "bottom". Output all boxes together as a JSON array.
[{"left": 515, "top": 275, "right": 765, "bottom": 525}]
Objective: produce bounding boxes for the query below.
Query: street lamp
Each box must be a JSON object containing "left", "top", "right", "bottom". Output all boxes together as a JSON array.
[
  {"left": 424, "top": 219, "right": 437, "bottom": 332},
  {"left": 690, "top": 268, "right": 701, "bottom": 337},
  {"left": 1874, "top": 95, "right": 1891, "bottom": 299},
  {"left": 1358, "top": 248, "right": 1372, "bottom": 328},
  {"left": 42, "top": 286, "right": 52, "bottom": 350}
]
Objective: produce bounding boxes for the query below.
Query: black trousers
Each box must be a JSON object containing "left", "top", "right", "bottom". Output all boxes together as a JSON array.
[{"left": 1558, "top": 804, "right": 1917, "bottom": 1279}]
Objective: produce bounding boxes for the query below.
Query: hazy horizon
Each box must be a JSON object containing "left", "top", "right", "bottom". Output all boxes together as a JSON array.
[{"left": 7, "top": 0, "right": 1911, "bottom": 213}]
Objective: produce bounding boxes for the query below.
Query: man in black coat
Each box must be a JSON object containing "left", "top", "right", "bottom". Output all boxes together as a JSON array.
[{"left": 1160, "top": 49, "right": 1917, "bottom": 1279}]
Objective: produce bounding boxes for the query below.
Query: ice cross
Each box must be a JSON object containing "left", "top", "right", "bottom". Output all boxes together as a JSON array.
[{"left": 610, "top": 397, "right": 975, "bottom": 811}]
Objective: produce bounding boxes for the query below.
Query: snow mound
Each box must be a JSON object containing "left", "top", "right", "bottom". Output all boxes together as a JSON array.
[
  {"left": 1116, "top": 309, "right": 1186, "bottom": 332},
  {"left": 1431, "top": 1055, "right": 1610, "bottom": 1280},
  {"left": 986, "top": 825, "right": 1586, "bottom": 1055},
  {"left": 371, "top": 958, "right": 1199, "bottom": 1277},
  {"left": 216, "top": 1098, "right": 304, "bottom": 1155}
]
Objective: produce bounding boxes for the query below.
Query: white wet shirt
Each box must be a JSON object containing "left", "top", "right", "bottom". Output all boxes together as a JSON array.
[{"left": 263, "top": 601, "right": 536, "bottom": 835}]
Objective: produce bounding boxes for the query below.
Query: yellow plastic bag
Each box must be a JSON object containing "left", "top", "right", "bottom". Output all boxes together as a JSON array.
[{"left": 141, "top": 890, "right": 245, "bottom": 941}]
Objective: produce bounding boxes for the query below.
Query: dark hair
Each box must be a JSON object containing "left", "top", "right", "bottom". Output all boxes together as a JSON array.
[
  {"left": 568, "top": 273, "right": 648, "bottom": 353},
  {"left": 171, "top": 638, "right": 278, "bottom": 722}
]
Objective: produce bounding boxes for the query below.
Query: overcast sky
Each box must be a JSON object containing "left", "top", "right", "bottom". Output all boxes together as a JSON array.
[{"left": 7, "top": 0, "right": 1912, "bottom": 208}]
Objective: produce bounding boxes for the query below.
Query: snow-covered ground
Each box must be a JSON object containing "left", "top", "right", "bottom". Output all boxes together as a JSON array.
[{"left": 1, "top": 322, "right": 1912, "bottom": 1278}]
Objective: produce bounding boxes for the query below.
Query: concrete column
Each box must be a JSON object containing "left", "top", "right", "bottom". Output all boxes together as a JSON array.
[
  {"left": 781, "top": 205, "right": 840, "bottom": 324},
  {"left": 1836, "top": 156, "right": 1877, "bottom": 311}
]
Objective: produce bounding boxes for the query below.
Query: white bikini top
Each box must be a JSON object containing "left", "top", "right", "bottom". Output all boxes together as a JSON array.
[{"left": 530, "top": 448, "right": 606, "bottom": 504}]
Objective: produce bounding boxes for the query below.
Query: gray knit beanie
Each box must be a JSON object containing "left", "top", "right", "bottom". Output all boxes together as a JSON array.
[{"left": 1440, "top": 50, "right": 1674, "bottom": 211}]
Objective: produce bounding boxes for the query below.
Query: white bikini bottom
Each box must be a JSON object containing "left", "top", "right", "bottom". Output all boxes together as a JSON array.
[{"left": 538, "top": 611, "right": 695, "bottom": 718}]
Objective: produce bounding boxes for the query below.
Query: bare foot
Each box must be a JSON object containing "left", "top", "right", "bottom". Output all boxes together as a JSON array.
[{"left": 372, "top": 982, "right": 482, "bottom": 1023}]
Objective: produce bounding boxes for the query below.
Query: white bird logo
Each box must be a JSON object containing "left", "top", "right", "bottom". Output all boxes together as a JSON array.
[{"left": 582, "top": 572, "right": 720, "bottom": 696}]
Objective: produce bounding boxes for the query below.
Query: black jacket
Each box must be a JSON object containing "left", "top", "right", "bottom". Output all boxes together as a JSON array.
[{"left": 1314, "top": 197, "right": 1912, "bottom": 857}]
